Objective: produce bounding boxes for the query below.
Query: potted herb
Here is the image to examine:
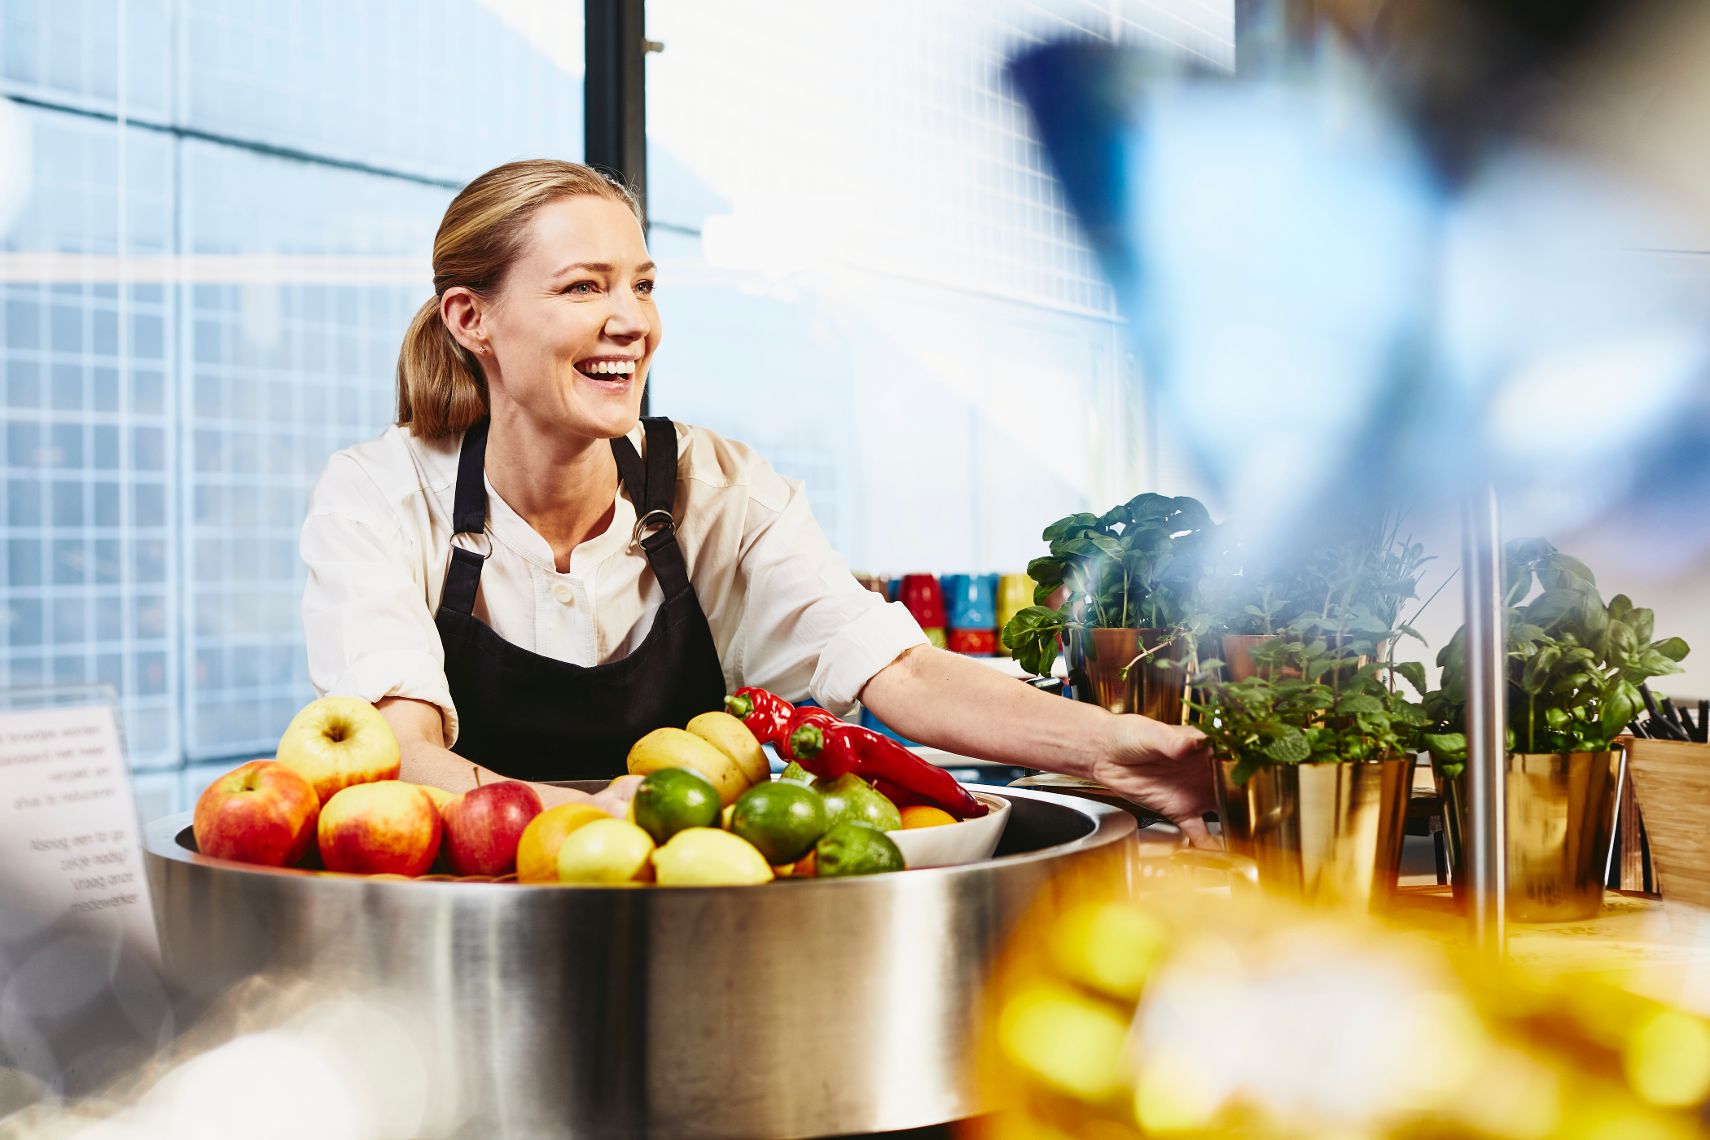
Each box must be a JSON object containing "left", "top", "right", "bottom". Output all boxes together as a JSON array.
[
  {"left": 1002, "top": 493, "right": 1215, "bottom": 724},
  {"left": 1425, "top": 538, "right": 1690, "bottom": 921},
  {"left": 1192, "top": 633, "right": 1431, "bottom": 910},
  {"left": 1211, "top": 514, "right": 1434, "bottom": 683}
]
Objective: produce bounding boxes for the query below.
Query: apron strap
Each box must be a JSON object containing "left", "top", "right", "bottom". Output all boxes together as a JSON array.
[
  {"left": 611, "top": 418, "right": 693, "bottom": 601},
  {"left": 452, "top": 418, "right": 490, "bottom": 535},
  {"left": 439, "top": 419, "right": 493, "bottom": 619}
]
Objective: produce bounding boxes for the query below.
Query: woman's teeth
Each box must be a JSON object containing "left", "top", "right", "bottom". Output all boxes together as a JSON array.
[{"left": 580, "top": 360, "right": 635, "bottom": 377}]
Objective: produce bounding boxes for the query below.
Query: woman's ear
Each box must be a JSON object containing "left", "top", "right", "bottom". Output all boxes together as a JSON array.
[{"left": 440, "top": 287, "right": 487, "bottom": 357}]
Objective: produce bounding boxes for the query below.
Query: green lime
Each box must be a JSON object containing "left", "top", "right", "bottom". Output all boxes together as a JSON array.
[
  {"left": 813, "top": 773, "right": 902, "bottom": 832},
  {"left": 779, "top": 760, "right": 814, "bottom": 785},
  {"left": 814, "top": 821, "right": 905, "bottom": 877},
  {"left": 632, "top": 768, "right": 722, "bottom": 845},
  {"left": 730, "top": 780, "right": 828, "bottom": 865}
]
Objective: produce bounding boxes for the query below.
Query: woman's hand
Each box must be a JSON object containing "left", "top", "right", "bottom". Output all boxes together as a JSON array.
[
  {"left": 860, "top": 647, "right": 1219, "bottom": 846},
  {"left": 588, "top": 773, "right": 643, "bottom": 818},
  {"left": 1086, "top": 715, "right": 1218, "bottom": 848},
  {"left": 531, "top": 781, "right": 597, "bottom": 809}
]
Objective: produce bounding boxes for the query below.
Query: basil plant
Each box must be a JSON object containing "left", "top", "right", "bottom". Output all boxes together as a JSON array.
[
  {"left": 1424, "top": 539, "right": 1689, "bottom": 777},
  {"left": 1192, "top": 635, "right": 1431, "bottom": 784},
  {"left": 1001, "top": 493, "right": 1216, "bottom": 678}
]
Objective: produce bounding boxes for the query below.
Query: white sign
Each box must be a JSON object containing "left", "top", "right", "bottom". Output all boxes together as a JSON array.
[{"left": 0, "top": 704, "right": 159, "bottom": 960}]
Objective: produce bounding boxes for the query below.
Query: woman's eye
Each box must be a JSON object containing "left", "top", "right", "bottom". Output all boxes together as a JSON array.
[
  {"left": 564, "top": 281, "right": 598, "bottom": 296},
  {"left": 635, "top": 280, "right": 655, "bottom": 296}
]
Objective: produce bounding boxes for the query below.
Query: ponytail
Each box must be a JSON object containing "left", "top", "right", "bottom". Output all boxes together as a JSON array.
[{"left": 395, "top": 296, "right": 488, "bottom": 440}]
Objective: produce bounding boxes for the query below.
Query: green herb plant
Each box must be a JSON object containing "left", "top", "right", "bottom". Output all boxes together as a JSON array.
[
  {"left": 1002, "top": 493, "right": 1216, "bottom": 677},
  {"left": 1214, "top": 511, "right": 1436, "bottom": 649},
  {"left": 1424, "top": 539, "right": 1689, "bottom": 778},
  {"left": 1192, "top": 634, "right": 1431, "bottom": 784}
]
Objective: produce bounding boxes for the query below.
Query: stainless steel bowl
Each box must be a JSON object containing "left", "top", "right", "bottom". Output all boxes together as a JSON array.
[{"left": 143, "top": 785, "right": 1137, "bottom": 1138}]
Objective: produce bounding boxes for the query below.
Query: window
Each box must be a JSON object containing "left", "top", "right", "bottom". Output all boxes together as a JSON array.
[
  {"left": 643, "top": 0, "right": 1234, "bottom": 573},
  {"left": 1, "top": 0, "right": 584, "bottom": 781}
]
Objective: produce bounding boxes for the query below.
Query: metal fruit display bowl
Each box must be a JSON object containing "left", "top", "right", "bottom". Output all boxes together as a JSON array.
[{"left": 143, "top": 784, "right": 1139, "bottom": 1139}]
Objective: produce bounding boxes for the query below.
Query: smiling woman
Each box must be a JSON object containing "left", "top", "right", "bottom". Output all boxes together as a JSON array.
[{"left": 297, "top": 159, "right": 1217, "bottom": 837}]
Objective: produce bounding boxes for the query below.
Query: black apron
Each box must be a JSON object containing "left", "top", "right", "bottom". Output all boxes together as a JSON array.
[{"left": 433, "top": 417, "right": 727, "bottom": 780}]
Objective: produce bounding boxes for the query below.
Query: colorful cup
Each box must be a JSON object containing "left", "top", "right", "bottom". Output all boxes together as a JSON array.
[
  {"left": 945, "top": 573, "right": 999, "bottom": 656},
  {"left": 994, "top": 572, "right": 1036, "bottom": 657},
  {"left": 898, "top": 573, "right": 947, "bottom": 647}
]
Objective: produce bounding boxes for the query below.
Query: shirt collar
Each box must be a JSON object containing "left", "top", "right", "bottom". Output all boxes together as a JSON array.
[{"left": 480, "top": 423, "right": 647, "bottom": 574}]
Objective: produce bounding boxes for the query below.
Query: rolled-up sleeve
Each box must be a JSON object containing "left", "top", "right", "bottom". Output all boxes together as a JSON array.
[
  {"left": 300, "top": 457, "right": 460, "bottom": 744},
  {"left": 727, "top": 466, "right": 927, "bottom": 716}
]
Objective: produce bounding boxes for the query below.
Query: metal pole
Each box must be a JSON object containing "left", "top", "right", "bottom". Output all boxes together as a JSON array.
[{"left": 1460, "top": 485, "right": 1506, "bottom": 955}]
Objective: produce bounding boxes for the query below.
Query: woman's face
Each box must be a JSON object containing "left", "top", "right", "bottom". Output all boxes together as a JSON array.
[{"left": 479, "top": 195, "right": 659, "bottom": 441}]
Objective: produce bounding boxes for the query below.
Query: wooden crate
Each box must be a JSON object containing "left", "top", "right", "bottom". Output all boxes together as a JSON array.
[{"left": 1625, "top": 737, "right": 1710, "bottom": 909}]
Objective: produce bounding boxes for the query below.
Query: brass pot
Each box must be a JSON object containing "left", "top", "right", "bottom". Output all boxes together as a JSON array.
[
  {"left": 1213, "top": 755, "right": 1413, "bottom": 911},
  {"left": 1063, "top": 626, "right": 1190, "bottom": 724},
  {"left": 1220, "top": 633, "right": 1278, "bottom": 682},
  {"left": 1219, "top": 632, "right": 1384, "bottom": 683},
  {"left": 1438, "top": 750, "right": 1622, "bottom": 923}
]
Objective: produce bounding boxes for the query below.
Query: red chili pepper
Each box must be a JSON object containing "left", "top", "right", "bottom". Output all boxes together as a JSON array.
[
  {"left": 788, "top": 721, "right": 986, "bottom": 819},
  {"left": 725, "top": 688, "right": 796, "bottom": 748},
  {"left": 870, "top": 776, "right": 931, "bottom": 810},
  {"left": 778, "top": 705, "right": 840, "bottom": 762}
]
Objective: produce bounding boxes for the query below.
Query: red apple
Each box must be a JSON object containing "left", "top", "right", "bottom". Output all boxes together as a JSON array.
[
  {"left": 442, "top": 781, "right": 544, "bottom": 877},
  {"left": 193, "top": 760, "right": 320, "bottom": 867},
  {"left": 276, "top": 695, "right": 402, "bottom": 804},
  {"left": 318, "top": 781, "right": 442, "bottom": 876}
]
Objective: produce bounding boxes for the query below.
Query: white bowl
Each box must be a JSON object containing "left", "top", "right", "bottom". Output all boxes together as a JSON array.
[{"left": 886, "top": 791, "right": 1011, "bottom": 869}]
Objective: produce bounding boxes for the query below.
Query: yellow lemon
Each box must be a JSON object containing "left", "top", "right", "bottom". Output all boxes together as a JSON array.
[
  {"left": 556, "top": 818, "right": 656, "bottom": 884},
  {"left": 651, "top": 827, "right": 774, "bottom": 886},
  {"left": 517, "top": 802, "right": 610, "bottom": 883}
]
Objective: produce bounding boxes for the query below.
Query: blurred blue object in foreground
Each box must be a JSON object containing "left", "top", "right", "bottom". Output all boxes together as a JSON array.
[{"left": 1008, "top": 37, "right": 1710, "bottom": 569}]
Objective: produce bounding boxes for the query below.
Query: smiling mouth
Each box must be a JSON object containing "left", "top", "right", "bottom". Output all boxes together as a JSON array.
[{"left": 576, "top": 359, "right": 638, "bottom": 382}]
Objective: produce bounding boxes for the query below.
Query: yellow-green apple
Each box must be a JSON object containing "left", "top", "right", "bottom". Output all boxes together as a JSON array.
[
  {"left": 442, "top": 781, "right": 544, "bottom": 877},
  {"left": 193, "top": 760, "right": 320, "bottom": 867},
  {"left": 318, "top": 781, "right": 441, "bottom": 876},
  {"left": 407, "top": 782, "right": 458, "bottom": 872},
  {"left": 276, "top": 695, "right": 401, "bottom": 804},
  {"left": 408, "top": 782, "right": 456, "bottom": 818}
]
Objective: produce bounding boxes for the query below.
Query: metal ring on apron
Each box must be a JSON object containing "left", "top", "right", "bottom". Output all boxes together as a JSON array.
[
  {"left": 632, "top": 508, "right": 675, "bottom": 547},
  {"left": 452, "top": 530, "right": 493, "bottom": 560}
]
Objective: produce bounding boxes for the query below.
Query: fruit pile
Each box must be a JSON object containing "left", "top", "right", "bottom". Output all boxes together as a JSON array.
[{"left": 190, "top": 694, "right": 963, "bottom": 886}]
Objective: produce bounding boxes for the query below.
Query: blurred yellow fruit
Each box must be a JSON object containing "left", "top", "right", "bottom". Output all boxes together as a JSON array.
[
  {"left": 998, "top": 982, "right": 1129, "bottom": 1103},
  {"left": 517, "top": 802, "right": 609, "bottom": 883},
  {"left": 652, "top": 827, "right": 774, "bottom": 886},
  {"left": 556, "top": 818, "right": 655, "bottom": 884}
]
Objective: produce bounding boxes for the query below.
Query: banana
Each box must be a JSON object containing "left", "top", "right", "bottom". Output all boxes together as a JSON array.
[
  {"left": 686, "top": 711, "right": 770, "bottom": 788},
  {"left": 627, "top": 727, "right": 750, "bottom": 806}
]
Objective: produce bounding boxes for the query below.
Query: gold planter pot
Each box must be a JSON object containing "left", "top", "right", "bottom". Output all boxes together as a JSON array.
[
  {"left": 1438, "top": 750, "right": 1622, "bottom": 923},
  {"left": 1063, "top": 626, "right": 1189, "bottom": 724},
  {"left": 1212, "top": 756, "right": 1413, "bottom": 911},
  {"left": 1220, "top": 633, "right": 1276, "bottom": 683}
]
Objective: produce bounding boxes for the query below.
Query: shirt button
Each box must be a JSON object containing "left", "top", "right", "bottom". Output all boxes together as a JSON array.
[{"left": 553, "top": 583, "right": 574, "bottom": 605}]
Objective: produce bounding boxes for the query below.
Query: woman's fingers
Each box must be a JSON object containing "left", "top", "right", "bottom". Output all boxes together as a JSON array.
[{"left": 589, "top": 773, "right": 644, "bottom": 818}]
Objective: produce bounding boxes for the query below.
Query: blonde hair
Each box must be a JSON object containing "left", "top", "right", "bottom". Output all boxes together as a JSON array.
[{"left": 396, "top": 160, "right": 641, "bottom": 439}]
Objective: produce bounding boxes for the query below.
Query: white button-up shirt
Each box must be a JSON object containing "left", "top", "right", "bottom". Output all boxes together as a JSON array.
[{"left": 300, "top": 420, "right": 927, "bottom": 746}]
